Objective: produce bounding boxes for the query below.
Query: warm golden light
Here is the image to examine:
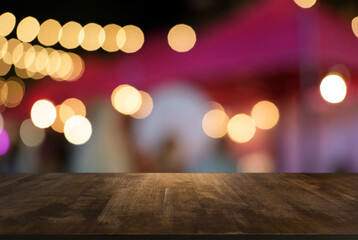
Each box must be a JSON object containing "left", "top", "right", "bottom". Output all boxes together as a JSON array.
[
  {"left": 294, "top": 0, "right": 316, "bottom": 8},
  {"left": 320, "top": 74, "right": 347, "bottom": 104},
  {"left": 3, "top": 38, "right": 21, "bottom": 64},
  {"left": 102, "top": 24, "right": 122, "bottom": 52},
  {"left": 131, "top": 91, "right": 153, "bottom": 119},
  {"left": 352, "top": 17, "right": 358, "bottom": 39},
  {"left": 80, "top": 23, "right": 105, "bottom": 51},
  {"left": 202, "top": 109, "right": 229, "bottom": 138},
  {"left": 60, "top": 98, "right": 86, "bottom": 117},
  {"left": 0, "top": 12, "right": 16, "bottom": 37},
  {"left": 0, "top": 36, "right": 8, "bottom": 59},
  {"left": 17, "top": 16, "right": 40, "bottom": 42},
  {"left": 14, "top": 67, "right": 31, "bottom": 79},
  {"left": 227, "top": 114, "right": 256, "bottom": 143},
  {"left": 31, "top": 99, "right": 57, "bottom": 128},
  {"left": 0, "top": 113, "right": 3, "bottom": 132},
  {"left": 65, "top": 53, "right": 84, "bottom": 81},
  {"left": 0, "top": 76, "right": 25, "bottom": 108},
  {"left": 111, "top": 84, "right": 142, "bottom": 115},
  {"left": 13, "top": 42, "right": 32, "bottom": 69},
  {"left": 0, "top": 59, "right": 11, "bottom": 76},
  {"left": 64, "top": 115, "right": 92, "bottom": 145},
  {"left": 120, "top": 25, "right": 144, "bottom": 53},
  {"left": 52, "top": 51, "right": 72, "bottom": 80},
  {"left": 35, "top": 48, "right": 49, "bottom": 73},
  {"left": 46, "top": 49, "right": 62, "bottom": 76},
  {"left": 51, "top": 105, "right": 65, "bottom": 133},
  {"left": 59, "top": 21, "right": 83, "bottom": 49},
  {"left": 251, "top": 101, "right": 279, "bottom": 130},
  {"left": 38, "top": 19, "right": 62, "bottom": 46},
  {"left": 20, "top": 119, "right": 45, "bottom": 147},
  {"left": 168, "top": 24, "right": 196, "bottom": 52}
]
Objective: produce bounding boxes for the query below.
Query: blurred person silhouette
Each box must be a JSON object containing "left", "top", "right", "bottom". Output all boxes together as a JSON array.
[{"left": 193, "top": 138, "right": 237, "bottom": 173}]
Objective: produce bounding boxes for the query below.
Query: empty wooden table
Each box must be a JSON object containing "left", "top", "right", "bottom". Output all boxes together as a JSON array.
[{"left": 0, "top": 173, "right": 357, "bottom": 239}]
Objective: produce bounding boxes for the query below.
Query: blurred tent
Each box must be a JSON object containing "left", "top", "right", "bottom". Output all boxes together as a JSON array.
[{"left": 5, "top": 0, "right": 358, "bottom": 119}]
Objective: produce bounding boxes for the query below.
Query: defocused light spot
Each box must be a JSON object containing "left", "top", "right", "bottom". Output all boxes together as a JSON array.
[
  {"left": 294, "top": 0, "right": 316, "bottom": 8},
  {"left": 0, "top": 12, "right": 16, "bottom": 37},
  {"left": 0, "top": 129, "right": 10, "bottom": 155},
  {"left": 35, "top": 48, "right": 49, "bottom": 73},
  {"left": 202, "top": 109, "right": 229, "bottom": 138},
  {"left": 3, "top": 38, "right": 21, "bottom": 64},
  {"left": 24, "top": 45, "right": 36, "bottom": 69},
  {"left": 120, "top": 25, "right": 144, "bottom": 53},
  {"left": 80, "top": 23, "right": 105, "bottom": 51},
  {"left": 116, "top": 27, "right": 126, "bottom": 49},
  {"left": 20, "top": 119, "right": 45, "bottom": 147},
  {"left": 51, "top": 105, "right": 65, "bottom": 133},
  {"left": 111, "top": 84, "right": 142, "bottom": 115},
  {"left": 0, "top": 59, "right": 11, "bottom": 76},
  {"left": 14, "top": 67, "right": 31, "bottom": 79},
  {"left": 227, "top": 114, "right": 256, "bottom": 143},
  {"left": 102, "top": 24, "right": 122, "bottom": 52},
  {"left": 46, "top": 49, "right": 62, "bottom": 76},
  {"left": 17, "top": 16, "right": 40, "bottom": 42},
  {"left": 65, "top": 53, "right": 84, "bottom": 81},
  {"left": 131, "top": 91, "right": 153, "bottom": 119},
  {"left": 0, "top": 77, "right": 5, "bottom": 105},
  {"left": 27, "top": 70, "right": 45, "bottom": 80},
  {"left": 64, "top": 115, "right": 92, "bottom": 145},
  {"left": 52, "top": 51, "right": 72, "bottom": 80},
  {"left": 0, "top": 77, "right": 25, "bottom": 108},
  {"left": 251, "top": 101, "right": 279, "bottom": 130},
  {"left": 13, "top": 42, "right": 32, "bottom": 69},
  {"left": 0, "top": 36, "right": 8, "bottom": 59},
  {"left": 352, "top": 17, "right": 358, "bottom": 39},
  {"left": 31, "top": 99, "right": 56, "bottom": 128},
  {"left": 25, "top": 45, "right": 43, "bottom": 73},
  {"left": 60, "top": 98, "right": 86, "bottom": 122},
  {"left": 168, "top": 24, "right": 196, "bottom": 52},
  {"left": 38, "top": 19, "right": 62, "bottom": 46},
  {"left": 320, "top": 74, "right": 347, "bottom": 104},
  {"left": 59, "top": 21, "right": 83, "bottom": 49}
]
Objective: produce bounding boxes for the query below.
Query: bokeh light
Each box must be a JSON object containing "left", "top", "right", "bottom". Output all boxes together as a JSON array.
[
  {"left": 17, "top": 16, "right": 40, "bottom": 42},
  {"left": 35, "top": 48, "right": 49, "bottom": 73},
  {"left": 352, "top": 17, "right": 358, "bottom": 39},
  {"left": 13, "top": 42, "right": 32, "bottom": 69},
  {"left": 0, "top": 59, "right": 11, "bottom": 76},
  {"left": 320, "top": 74, "right": 347, "bottom": 104},
  {"left": 46, "top": 49, "right": 62, "bottom": 77},
  {"left": 64, "top": 115, "right": 92, "bottom": 145},
  {"left": 131, "top": 91, "right": 153, "bottom": 119},
  {"left": 65, "top": 53, "right": 84, "bottom": 81},
  {"left": 3, "top": 38, "right": 21, "bottom": 65},
  {"left": 20, "top": 119, "right": 45, "bottom": 147},
  {"left": 31, "top": 99, "right": 57, "bottom": 128},
  {"left": 0, "top": 12, "right": 16, "bottom": 37},
  {"left": 59, "top": 98, "right": 86, "bottom": 123},
  {"left": 251, "top": 101, "right": 279, "bottom": 130},
  {"left": 0, "top": 76, "right": 25, "bottom": 108},
  {"left": 227, "top": 114, "right": 256, "bottom": 143},
  {"left": 0, "top": 129, "right": 10, "bottom": 155},
  {"left": 111, "top": 84, "right": 142, "bottom": 115},
  {"left": 80, "top": 23, "right": 105, "bottom": 51},
  {"left": 52, "top": 51, "right": 72, "bottom": 80},
  {"left": 59, "top": 21, "right": 83, "bottom": 49},
  {"left": 168, "top": 24, "right": 196, "bottom": 52},
  {"left": 51, "top": 105, "right": 65, "bottom": 133},
  {"left": 202, "top": 109, "right": 229, "bottom": 138},
  {"left": 102, "top": 24, "right": 122, "bottom": 52},
  {"left": 38, "top": 19, "right": 62, "bottom": 46},
  {"left": 120, "top": 25, "right": 144, "bottom": 53},
  {"left": 0, "top": 36, "right": 8, "bottom": 59},
  {"left": 294, "top": 0, "right": 316, "bottom": 8}
]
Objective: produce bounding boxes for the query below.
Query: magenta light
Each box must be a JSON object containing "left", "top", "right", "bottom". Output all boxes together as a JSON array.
[{"left": 0, "top": 129, "right": 10, "bottom": 155}]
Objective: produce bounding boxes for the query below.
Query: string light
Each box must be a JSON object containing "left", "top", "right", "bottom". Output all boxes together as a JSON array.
[
  {"left": 17, "top": 16, "right": 40, "bottom": 42},
  {"left": 0, "top": 12, "right": 16, "bottom": 37}
]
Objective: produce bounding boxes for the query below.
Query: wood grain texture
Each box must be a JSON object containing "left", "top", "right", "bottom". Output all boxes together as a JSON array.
[{"left": 0, "top": 173, "right": 357, "bottom": 238}]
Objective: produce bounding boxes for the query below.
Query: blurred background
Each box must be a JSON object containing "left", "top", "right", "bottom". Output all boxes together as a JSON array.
[{"left": 1, "top": 0, "right": 358, "bottom": 173}]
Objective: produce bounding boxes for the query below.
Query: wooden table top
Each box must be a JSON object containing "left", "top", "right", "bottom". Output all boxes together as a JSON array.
[{"left": 0, "top": 173, "right": 357, "bottom": 239}]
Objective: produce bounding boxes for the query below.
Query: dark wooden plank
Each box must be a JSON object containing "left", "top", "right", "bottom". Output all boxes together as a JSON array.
[{"left": 0, "top": 173, "right": 357, "bottom": 238}]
